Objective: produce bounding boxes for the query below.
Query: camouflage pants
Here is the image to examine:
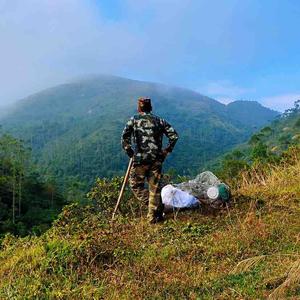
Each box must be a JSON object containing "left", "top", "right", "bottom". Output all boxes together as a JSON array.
[{"left": 129, "top": 161, "right": 163, "bottom": 219}]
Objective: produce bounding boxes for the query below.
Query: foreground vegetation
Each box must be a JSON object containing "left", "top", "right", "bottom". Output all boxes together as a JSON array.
[{"left": 0, "top": 146, "right": 299, "bottom": 299}]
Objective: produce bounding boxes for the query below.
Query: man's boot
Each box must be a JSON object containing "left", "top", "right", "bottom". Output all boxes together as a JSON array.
[{"left": 148, "top": 204, "right": 165, "bottom": 224}]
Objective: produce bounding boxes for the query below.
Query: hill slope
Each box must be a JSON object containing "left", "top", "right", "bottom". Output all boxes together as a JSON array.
[
  {"left": 255, "top": 104, "right": 300, "bottom": 153},
  {"left": 226, "top": 100, "right": 279, "bottom": 128},
  {"left": 214, "top": 102, "right": 300, "bottom": 178},
  {"left": 0, "top": 75, "right": 278, "bottom": 184},
  {"left": 0, "top": 147, "right": 299, "bottom": 299}
]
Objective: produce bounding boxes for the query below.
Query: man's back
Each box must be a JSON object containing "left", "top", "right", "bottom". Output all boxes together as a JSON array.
[{"left": 122, "top": 112, "right": 178, "bottom": 163}]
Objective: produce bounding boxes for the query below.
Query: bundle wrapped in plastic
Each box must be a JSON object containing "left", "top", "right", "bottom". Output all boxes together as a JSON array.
[
  {"left": 161, "top": 184, "right": 199, "bottom": 209},
  {"left": 162, "top": 171, "right": 230, "bottom": 209},
  {"left": 175, "top": 171, "right": 221, "bottom": 198}
]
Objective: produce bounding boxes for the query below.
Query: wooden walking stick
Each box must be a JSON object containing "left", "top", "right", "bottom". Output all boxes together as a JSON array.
[{"left": 112, "top": 157, "right": 133, "bottom": 221}]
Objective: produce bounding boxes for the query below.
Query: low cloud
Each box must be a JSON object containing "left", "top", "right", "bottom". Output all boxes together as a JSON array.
[
  {"left": 0, "top": 0, "right": 143, "bottom": 104},
  {"left": 215, "top": 97, "right": 234, "bottom": 105},
  {"left": 199, "top": 80, "right": 255, "bottom": 104},
  {"left": 0, "top": 0, "right": 299, "bottom": 112},
  {"left": 261, "top": 94, "right": 300, "bottom": 112},
  {"left": 0, "top": 0, "right": 271, "bottom": 106},
  {"left": 202, "top": 80, "right": 300, "bottom": 111}
]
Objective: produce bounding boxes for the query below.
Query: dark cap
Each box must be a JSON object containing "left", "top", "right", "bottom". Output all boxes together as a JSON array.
[{"left": 138, "top": 97, "right": 152, "bottom": 112}]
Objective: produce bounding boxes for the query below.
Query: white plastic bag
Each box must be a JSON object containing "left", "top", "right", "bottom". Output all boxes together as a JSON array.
[{"left": 161, "top": 184, "right": 199, "bottom": 208}]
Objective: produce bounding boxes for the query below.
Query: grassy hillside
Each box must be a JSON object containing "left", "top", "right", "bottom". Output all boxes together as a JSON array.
[
  {"left": 0, "top": 75, "right": 278, "bottom": 186},
  {"left": 212, "top": 101, "right": 300, "bottom": 179},
  {"left": 255, "top": 103, "right": 300, "bottom": 154},
  {"left": 0, "top": 146, "right": 299, "bottom": 299}
]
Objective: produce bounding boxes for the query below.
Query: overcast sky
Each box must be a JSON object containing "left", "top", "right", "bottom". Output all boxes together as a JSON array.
[{"left": 0, "top": 0, "right": 300, "bottom": 111}]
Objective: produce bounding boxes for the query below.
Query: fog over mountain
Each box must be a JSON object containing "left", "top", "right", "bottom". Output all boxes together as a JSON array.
[{"left": 1, "top": 1, "right": 299, "bottom": 111}]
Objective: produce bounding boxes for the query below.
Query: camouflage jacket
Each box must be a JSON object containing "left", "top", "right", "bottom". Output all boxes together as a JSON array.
[{"left": 121, "top": 112, "right": 179, "bottom": 163}]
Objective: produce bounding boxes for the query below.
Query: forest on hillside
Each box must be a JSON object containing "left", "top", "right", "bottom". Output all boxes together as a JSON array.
[
  {"left": 0, "top": 131, "right": 67, "bottom": 236},
  {"left": 0, "top": 76, "right": 278, "bottom": 188},
  {"left": 0, "top": 101, "right": 299, "bottom": 237}
]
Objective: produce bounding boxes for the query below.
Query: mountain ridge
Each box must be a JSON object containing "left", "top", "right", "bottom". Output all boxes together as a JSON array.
[
  {"left": 2, "top": 75, "right": 278, "bottom": 122},
  {"left": 0, "top": 75, "right": 279, "bottom": 184}
]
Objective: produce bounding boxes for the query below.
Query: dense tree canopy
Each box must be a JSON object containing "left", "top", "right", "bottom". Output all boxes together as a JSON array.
[
  {"left": 0, "top": 132, "right": 67, "bottom": 236},
  {"left": 0, "top": 76, "right": 278, "bottom": 188}
]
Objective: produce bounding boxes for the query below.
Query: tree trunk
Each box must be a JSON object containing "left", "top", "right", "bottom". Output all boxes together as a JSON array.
[
  {"left": 12, "top": 175, "right": 16, "bottom": 224},
  {"left": 18, "top": 176, "right": 22, "bottom": 217}
]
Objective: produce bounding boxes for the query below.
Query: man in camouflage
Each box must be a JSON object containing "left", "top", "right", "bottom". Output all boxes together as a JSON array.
[{"left": 121, "top": 97, "right": 179, "bottom": 223}]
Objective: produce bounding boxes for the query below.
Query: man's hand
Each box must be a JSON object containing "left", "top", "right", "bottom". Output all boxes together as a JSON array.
[
  {"left": 162, "top": 149, "right": 170, "bottom": 159},
  {"left": 125, "top": 148, "right": 134, "bottom": 158}
]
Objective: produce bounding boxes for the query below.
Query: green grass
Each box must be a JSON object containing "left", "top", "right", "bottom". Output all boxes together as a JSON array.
[{"left": 1, "top": 150, "right": 300, "bottom": 299}]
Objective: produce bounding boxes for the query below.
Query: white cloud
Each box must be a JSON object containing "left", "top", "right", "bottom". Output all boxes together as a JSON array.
[
  {"left": 0, "top": 0, "right": 142, "bottom": 104},
  {"left": 1, "top": 0, "right": 299, "bottom": 113},
  {"left": 199, "top": 80, "right": 255, "bottom": 104},
  {"left": 0, "top": 0, "right": 255, "bottom": 105},
  {"left": 261, "top": 93, "right": 300, "bottom": 112},
  {"left": 0, "top": 0, "right": 209, "bottom": 104},
  {"left": 216, "top": 97, "right": 234, "bottom": 105},
  {"left": 203, "top": 80, "right": 254, "bottom": 96},
  {"left": 200, "top": 80, "right": 300, "bottom": 111}
]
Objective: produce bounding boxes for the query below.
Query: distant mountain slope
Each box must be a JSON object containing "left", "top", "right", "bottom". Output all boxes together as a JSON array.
[
  {"left": 251, "top": 103, "right": 300, "bottom": 153},
  {"left": 226, "top": 100, "right": 278, "bottom": 128},
  {"left": 212, "top": 101, "right": 300, "bottom": 178},
  {"left": 0, "top": 75, "right": 279, "bottom": 184}
]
